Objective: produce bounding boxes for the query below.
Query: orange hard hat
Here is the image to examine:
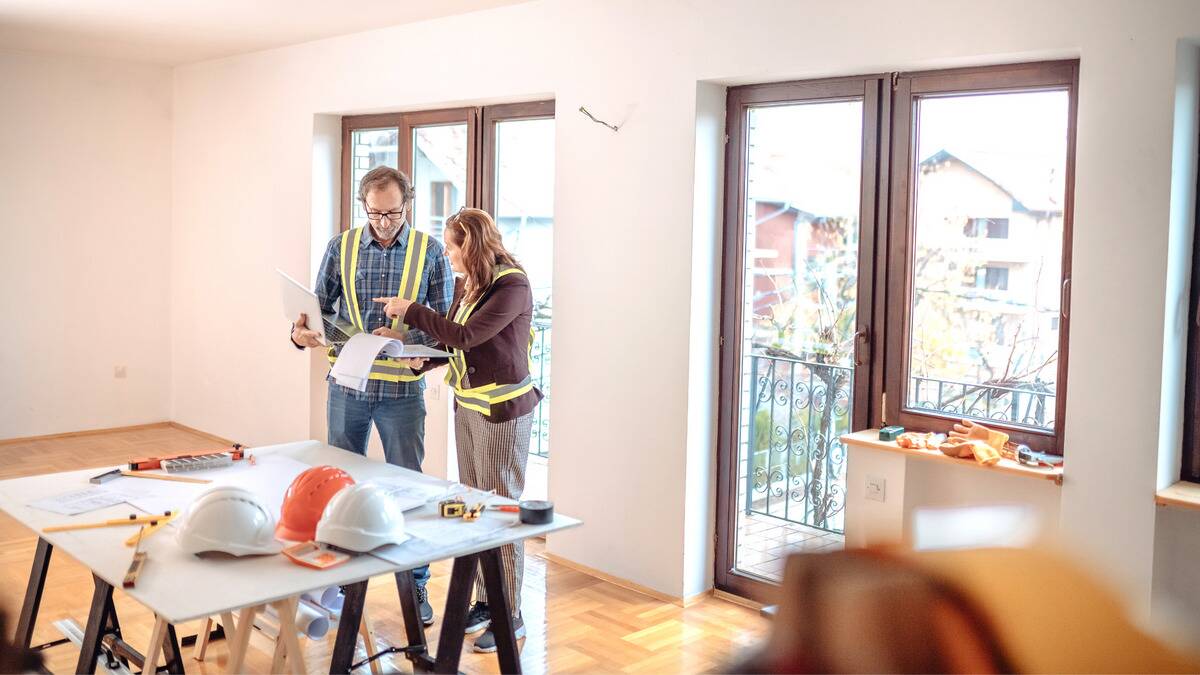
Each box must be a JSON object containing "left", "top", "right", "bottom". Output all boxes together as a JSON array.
[{"left": 276, "top": 465, "right": 355, "bottom": 542}]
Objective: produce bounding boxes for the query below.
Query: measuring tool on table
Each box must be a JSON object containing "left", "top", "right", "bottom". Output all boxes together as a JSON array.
[
  {"left": 128, "top": 444, "right": 246, "bottom": 473},
  {"left": 123, "top": 526, "right": 148, "bottom": 588}
]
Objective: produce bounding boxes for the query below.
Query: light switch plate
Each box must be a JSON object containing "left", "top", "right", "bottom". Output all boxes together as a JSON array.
[{"left": 866, "top": 474, "right": 886, "bottom": 502}]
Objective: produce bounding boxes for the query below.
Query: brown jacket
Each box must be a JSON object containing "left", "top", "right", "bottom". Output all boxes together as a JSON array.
[{"left": 403, "top": 271, "right": 543, "bottom": 423}]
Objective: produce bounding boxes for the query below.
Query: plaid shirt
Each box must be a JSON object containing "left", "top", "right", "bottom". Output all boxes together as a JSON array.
[{"left": 314, "top": 225, "right": 455, "bottom": 401}]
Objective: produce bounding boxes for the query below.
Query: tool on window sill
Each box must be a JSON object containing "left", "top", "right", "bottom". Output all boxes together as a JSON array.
[
  {"left": 879, "top": 426, "right": 906, "bottom": 441},
  {"left": 43, "top": 511, "right": 174, "bottom": 534},
  {"left": 123, "top": 526, "right": 148, "bottom": 588},
  {"left": 1017, "top": 445, "right": 1064, "bottom": 469},
  {"left": 120, "top": 470, "right": 211, "bottom": 484},
  {"left": 128, "top": 444, "right": 246, "bottom": 472}
]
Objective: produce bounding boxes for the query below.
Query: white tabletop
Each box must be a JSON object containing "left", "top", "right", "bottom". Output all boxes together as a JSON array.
[{"left": 0, "top": 440, "right": 580, "bottom": 624}]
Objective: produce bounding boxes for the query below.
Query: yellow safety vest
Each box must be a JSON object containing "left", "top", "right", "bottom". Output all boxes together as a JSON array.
[
  {"left": 445, "top": 267, "right": 536, "bottom": 416},
  {"left": 326, "top": 225, "right": 430, "bottom": 383}
]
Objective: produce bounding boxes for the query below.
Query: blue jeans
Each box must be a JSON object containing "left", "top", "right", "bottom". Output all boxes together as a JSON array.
[{"left": 327, "top": 383, "right": 430, "bottom": 586}]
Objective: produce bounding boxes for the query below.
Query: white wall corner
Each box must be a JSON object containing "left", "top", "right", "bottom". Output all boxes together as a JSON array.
[
  {"left": 681, "top": 81, "right": 726, "bottom": 598},
  {"left": 307, "top": 114, "right": 342, "bottom": 443}
]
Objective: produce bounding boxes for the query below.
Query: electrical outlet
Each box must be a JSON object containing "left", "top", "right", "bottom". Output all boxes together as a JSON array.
[
  {"left": 866, "top": 474, "right": 886, "bottom": 502},
  {"left": 114, "top": 365, "right": 127, "bottom": 379}
]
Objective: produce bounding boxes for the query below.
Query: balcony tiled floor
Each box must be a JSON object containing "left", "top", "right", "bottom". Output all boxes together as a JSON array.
[{"left": 734, "top": 512, "right": 844, "bottom": 583}]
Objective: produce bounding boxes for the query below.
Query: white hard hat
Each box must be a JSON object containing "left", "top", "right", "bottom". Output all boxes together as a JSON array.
[
  {"left": 176, "top": 486, "right": 283, "bottom": 556},
  {"left": 315, "top": 483, "right": 406, "bottom": 553}
]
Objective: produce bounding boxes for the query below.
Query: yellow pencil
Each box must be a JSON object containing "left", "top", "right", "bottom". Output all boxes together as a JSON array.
[
  {"left": 43, "top": 512, "right": 173, "bottom": 534},
  {"left": 120, "top": 470, "right": 210, "bottom": 484}
]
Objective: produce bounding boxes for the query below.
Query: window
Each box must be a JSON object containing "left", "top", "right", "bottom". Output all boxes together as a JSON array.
[
  {"left": 430, "top": 181, "right": 454, "bottom": 217},
  {"left": 1181, "top": 128, "right": 1200, "bottom": 481},
  {"left": 890, "top": 64, "right": 1075, "bottom": 452},
  {"left": 716, "top": 61, "right": 1077, "bottom": 601},
  {"left": 347, "top": 128, "right": 400, "bottom": 230},
  {"left": 341, "top": 103, "right": 556, "bottom": 460},
  {"left": 964, "top": 217, "right": 1010, "bottom": 238},
  {"left": 972, "top": 265, "right": 1009, "bottom": 291}
]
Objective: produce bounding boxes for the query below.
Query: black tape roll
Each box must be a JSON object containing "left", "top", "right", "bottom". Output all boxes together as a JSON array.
[{"left": 518, "top": 500, "right": 554, "bottom": 525}]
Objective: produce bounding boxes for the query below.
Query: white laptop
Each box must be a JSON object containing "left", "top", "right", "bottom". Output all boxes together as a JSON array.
[{"left": 277, "top": 269, "right": 360, "bottom": 346}]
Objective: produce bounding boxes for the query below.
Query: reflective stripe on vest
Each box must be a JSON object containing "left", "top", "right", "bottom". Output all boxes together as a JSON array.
[
  {"left": 328, "top": 226, "right": 430, "bottom": 383},
  {"left": 445, "top": 267, "right": 535, "bottom": 415}
]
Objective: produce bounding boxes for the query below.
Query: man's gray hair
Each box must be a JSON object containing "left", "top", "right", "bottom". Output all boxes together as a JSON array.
[{"left": 358, "top": 165, "right": 415, "bottom": 204}]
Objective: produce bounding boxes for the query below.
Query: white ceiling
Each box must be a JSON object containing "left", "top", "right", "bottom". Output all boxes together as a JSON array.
[{"left": 0, "top": 0, "right": 529, "bottom": 66}]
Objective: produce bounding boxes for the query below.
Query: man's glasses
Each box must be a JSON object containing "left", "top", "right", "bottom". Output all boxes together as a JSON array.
[{"left": 365, "top": 209, "right": 406, "bottom": 223}]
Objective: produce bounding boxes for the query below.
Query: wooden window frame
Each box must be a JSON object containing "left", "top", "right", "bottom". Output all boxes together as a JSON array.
[
  {"left": 715, "top": 75, "right": 887, "bottom": 602},
  {"left": 884, "top": 60, "right": 1079, "bottom": 455},
  {"left": 479, "top": 100, "right": 556, "bottom": 214},
  {"left": 341, "top": 101, "right": 555, "bottom": 230},
  {"left": 340, "top": 107, "right": 479, "bottom": 233}
]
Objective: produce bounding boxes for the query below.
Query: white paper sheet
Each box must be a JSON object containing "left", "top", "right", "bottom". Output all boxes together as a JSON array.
[
  {"left": 27, "top": 486, "right": 129, "bottom": 516},
  {"left": 367, "top": 477, "right": 456, "bottom": 512},
  {"left": 99, "top": 455, "right": 312, "bottom": 520},
  {"left": 379, "top": 342, "right": 452, "bottom": 359},
  {"left": 330, "top": 333, "right": 451, "bottom": 391},
  {"left": 404, "top": 508, "right": 520, "bottom": 549}
]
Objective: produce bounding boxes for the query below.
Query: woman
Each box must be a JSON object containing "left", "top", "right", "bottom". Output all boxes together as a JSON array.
[{"left": 374, "top": 207, "right": 541, "bottom": 653}]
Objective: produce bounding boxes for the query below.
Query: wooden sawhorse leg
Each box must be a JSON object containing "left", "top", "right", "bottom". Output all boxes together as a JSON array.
[
  {"left": 75, "top": 574, "right": 114, "bottom": 674},
  {"left": 15, "top": 537, "right": 52, "bottom": 650},
  {"left": 225, "top": 604, "right": 263, "bottom": 674}
]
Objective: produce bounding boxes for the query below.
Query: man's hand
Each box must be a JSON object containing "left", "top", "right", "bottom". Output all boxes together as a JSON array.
[
  {"left": 402, "top": 358, "right": 428, "bottom": 370},
  {"left": 291, "top": 313, "right": 322, "bottom": 348},
  {"left": 371, "top": 326, "right": 407, "bottom": 340},
  {"left": 373, "top": 296, "right": 415, "bottom": 320}
]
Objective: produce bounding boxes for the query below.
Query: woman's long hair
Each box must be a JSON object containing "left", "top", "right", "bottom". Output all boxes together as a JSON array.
[{"left": 444, "top": 208, "right": 523, "bottom": 304}]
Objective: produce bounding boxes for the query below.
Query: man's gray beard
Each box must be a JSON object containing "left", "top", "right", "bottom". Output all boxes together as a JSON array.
[{"left": 371, "top": 222, "right": 400, "bottom": 240}]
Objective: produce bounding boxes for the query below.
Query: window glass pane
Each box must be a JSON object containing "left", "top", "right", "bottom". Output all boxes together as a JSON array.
[
  {"left": 907, "top": 90, "right": 1068, "bottom": 431},
  {"left": 734, "top": 99, "right": 863, "bottom": 579},
  {"left": 494, "top": 118, "right": 555, "bottom": 314},
  {"left": 411, "top": 124, "right": 468, "bottom": 240},
  {"left": 493, "top": 116, "right": 555, "bottom": 460},
  {"left": 349, "top": 128, "right": 398, "bottom": 230}
]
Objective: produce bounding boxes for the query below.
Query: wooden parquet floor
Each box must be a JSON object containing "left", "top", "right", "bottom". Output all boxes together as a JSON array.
[{"left": 0, "top": 424, "right": 767, "bottom": 673}]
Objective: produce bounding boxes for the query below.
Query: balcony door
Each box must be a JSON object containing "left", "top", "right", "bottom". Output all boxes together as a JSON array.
[{"left": 716, "top": 77, "right": 884, "bottom": 601}]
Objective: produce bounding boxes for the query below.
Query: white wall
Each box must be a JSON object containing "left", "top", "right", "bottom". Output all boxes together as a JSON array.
[
  {"left": 0, "top": 49, "right": 172, "bottom": 438},
  {"left": 168, "top": 0, "right": 1200, "bottom": 604}
]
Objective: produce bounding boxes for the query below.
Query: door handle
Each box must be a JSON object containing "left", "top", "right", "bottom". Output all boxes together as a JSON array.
[
  {"left": 1061, "top": 278, "right": 1071, "bottom": 319},
  {"left": 853, "top": 328, "right": 870, "bottom": 367}
]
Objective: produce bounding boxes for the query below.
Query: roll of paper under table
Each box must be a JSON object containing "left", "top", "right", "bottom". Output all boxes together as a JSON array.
[
  {"left": 263, "top": 598, "right": 331, "bottom": 640},
  {"left": 300, "top": 586, "right": 344, "bottom": 612}
]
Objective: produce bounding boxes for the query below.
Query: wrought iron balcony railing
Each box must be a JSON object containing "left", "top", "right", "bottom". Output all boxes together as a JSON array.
[
  {"left": 528, "top": 322, "right": 551, "bottom": 458},
  {"left": 744, "top": 353, "right": 851, "bottom": 534},
  {"left": 743, "top": 353, "right": 1055, "bottom": 533}
]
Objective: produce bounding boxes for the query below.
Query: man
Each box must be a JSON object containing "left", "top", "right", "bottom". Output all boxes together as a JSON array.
[{"left": 291, "top": 165, "right": 453, "bottom": 625}]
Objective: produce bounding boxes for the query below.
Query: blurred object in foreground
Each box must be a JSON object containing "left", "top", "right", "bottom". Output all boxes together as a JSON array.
[
  {"left": 911, "top": 504, "right": 1039, "bottom": 550},
  {"left": 731, "top": 547, "right": 1199, "bottom": 673},
  {"left": 0, "top": 611, "right": 45, "bottom": 673}
]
